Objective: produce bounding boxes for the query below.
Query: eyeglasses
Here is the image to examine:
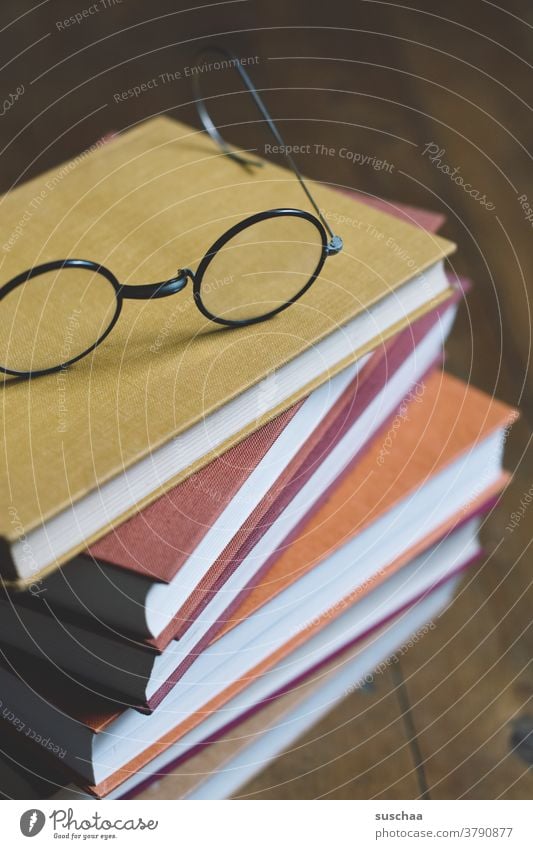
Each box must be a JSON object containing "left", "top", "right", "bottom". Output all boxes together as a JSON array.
[{"left": 0, "top": 46, "right": 343, "bottom": 378}]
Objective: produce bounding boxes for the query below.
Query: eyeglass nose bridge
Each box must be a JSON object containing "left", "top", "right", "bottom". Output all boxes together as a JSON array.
[{"left": 119, "top": 268, "right": 195, "bottom": 300}]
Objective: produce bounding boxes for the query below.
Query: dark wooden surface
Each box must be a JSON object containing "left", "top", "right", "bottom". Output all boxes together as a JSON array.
[{"left": 0, "top": 0, "right": 531, "bottom": 799}]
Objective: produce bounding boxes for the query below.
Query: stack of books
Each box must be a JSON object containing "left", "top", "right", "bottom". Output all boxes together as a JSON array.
[{"left": 0, "top": 117, "right": 515, "bottom": 800}]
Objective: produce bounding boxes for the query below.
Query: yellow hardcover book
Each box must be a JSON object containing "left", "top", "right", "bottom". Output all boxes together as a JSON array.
[{"left": 0, "top": 116, "right": 454, "bottom": 586}]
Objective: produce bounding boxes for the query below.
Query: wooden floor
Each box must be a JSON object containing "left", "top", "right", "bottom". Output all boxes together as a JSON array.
[{"left": 1, "top": 0, "right": 532, "bottom": 799}]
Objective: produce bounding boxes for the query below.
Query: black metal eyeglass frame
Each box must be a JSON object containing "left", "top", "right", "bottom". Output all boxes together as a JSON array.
[{"left": 0, "top": 45, "right": 343, "bottom": 378}]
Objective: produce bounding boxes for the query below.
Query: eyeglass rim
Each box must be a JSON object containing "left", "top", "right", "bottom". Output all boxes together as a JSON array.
[
  {"left": 192, "top": 207, "right": 329, "bottom": 327},
  {"left": 0, "top": 208, "right": 328, "bottom": 378},
  {"left": 0, "top": 259, "right": 123, "bottom": 378}
]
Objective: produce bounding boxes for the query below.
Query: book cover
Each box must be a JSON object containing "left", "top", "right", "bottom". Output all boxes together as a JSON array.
[{"left": 0, "top": 117, "right": 454, "bottom": 585}]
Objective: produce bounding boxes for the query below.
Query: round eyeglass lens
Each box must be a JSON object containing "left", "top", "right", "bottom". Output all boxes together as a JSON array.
[
  {"left": 0, "top": 264, "right": 119, "bottom": 375},
  {"left": 197, "top": 213, "right": 325, "bottom": 324}
]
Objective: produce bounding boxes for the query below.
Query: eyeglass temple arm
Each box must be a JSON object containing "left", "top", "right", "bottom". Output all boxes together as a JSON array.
[
  {"left": 119, "top": 269, "right": 193, "bottom": 300},
  {"left": 192, "top": 45, "right": 342, "bottom": 254},
  {"left": 194, "top": 84, "right": 259, "bottom": 170}
]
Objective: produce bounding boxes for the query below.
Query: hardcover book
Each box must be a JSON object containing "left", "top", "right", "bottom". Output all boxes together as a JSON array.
[{"left": 0, "top": 117, "right": 454, "bottom": 586}]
